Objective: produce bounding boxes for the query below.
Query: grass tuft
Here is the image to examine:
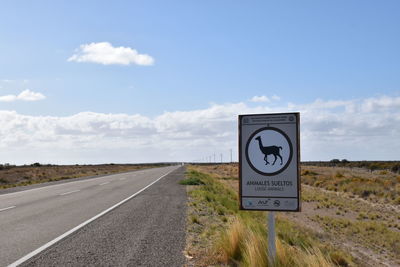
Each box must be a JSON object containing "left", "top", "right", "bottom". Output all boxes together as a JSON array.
[{"left": 179, "top": 176, "right": 205, "bottom": 185}]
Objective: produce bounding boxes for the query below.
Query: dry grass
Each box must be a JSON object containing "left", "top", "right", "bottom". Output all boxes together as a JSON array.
[
  {"left": 190, "top": 163, "right": 238, "bottom": 179},
  {"left": 218, "top": 216, "right": 336, "bottom": 267},
  {"left": 183, "top": 165, "right": 353, "bottom": 267},
  {"left": 219, "top": 218, "right": 246, "bottom": 264},
  {"left": 187, "top": 163, "right": 400, "bottom": 266},
  {"left": 301, "top": 165, "right": 400, "bottom": 204},
  {"left": 287, "top": 169, "right": 400, "bottom": 266},
  {"left": 276, "top": 240, "right": 334, "bottom": 267},
  {"left": 0, "top": 163, "right": 168, "bottom": 189},
  {"left": 303, "top": 161, "right": 400, "bottom": 174},
  {"left": 242, "top": 225, "right": 269, "bottom": 267},
  {"left": 313, "top": 215, "right": 400, "bottom": 258}
]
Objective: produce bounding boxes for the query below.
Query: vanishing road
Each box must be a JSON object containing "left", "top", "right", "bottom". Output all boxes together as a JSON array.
[{"left": 0, "top": 165, "right": 187, "bottom": 266}]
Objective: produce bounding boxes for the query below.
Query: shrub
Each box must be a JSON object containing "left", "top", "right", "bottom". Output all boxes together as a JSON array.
[
  {"left": 357, "top": 212, "right": 368, "bottom": 220},
  {"left": 179, "top": 177, "right": 204, "bottom": 185},
  {"left": 391, "top": 164, "right": 400, "bottom": 173},
  {"left": 190, "top": 215, "right": 200, "bottom": 224},
  {"left": 335, "top": 172, "right": 344, "bottom": 178},
  {"left": 329, "top": 250, "right": 352, "bottom": 266}
]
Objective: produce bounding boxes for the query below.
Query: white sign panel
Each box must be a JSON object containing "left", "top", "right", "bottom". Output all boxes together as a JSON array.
[{"left": 239, "top": 113, "right": 300, "bottom": 211}]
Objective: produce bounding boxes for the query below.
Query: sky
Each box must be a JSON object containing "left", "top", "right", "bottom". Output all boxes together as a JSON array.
[{"left": 1, "top": 0, "right": 399, "bottom": 164}]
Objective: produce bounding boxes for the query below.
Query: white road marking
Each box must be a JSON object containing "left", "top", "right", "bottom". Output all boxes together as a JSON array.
[
  {"left": 0, "top": 206, "right": 16, "bottom": 212},
  {"left": 0, "top": 169, "right": 146, "bottom": 198},
  {"left": 59, "top": 190, "right": 81, "bottom": 196},
  {"left": 99, "top": 182, "right": 110, "bottom": 186},
  {"left": 8, "top": 167, "right": 178, "bottom": 267}
]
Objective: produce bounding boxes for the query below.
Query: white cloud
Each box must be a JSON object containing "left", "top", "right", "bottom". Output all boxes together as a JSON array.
[
  {"left": 250, "top": 95, "right": 281, "bottom": 103},
  {"left": 250, "top": 95, "right": 270, "bottom": 102},
  {"left": 68, "top": 42, "right": 154, "bottom": 66},
  {"left": 0, "top": 89, "right": 46, "bottom": 102},
  {"left": 361, "top": 95, "right": 400, "bottom": 112},
  {"left": 0, "top": 79, "right": 29, "bottom": 84},
  {"left": 0, "top": 95, "right": 399, "bottom": 164},
  {"left": 18, "top": 90, "right": 46, "bottom": 101},
  {"left": 0, "top": 79, "right": 15, "bottom": 83},
  {"left": 271, "top": 95, "right": 280, "bottom": 101},
  {"left": 0, "top": 95, "right": 16, "bottom": 102}
]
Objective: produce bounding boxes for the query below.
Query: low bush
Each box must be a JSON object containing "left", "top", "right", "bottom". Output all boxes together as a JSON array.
[
  {"left": 179, "top": 176, "right": 204, "bottom": 185},
  {"left": 314, "top": 216, "right": 400, "bottom": 257}
]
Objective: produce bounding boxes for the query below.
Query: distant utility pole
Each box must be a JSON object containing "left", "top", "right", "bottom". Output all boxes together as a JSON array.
[{"left": 230, "top": 149, "right": 233, "bottom": 163}]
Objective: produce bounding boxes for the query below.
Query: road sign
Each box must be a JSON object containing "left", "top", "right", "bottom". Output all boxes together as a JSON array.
[{"left": 239, "top": 113, "right": 300, "bottom": 211}]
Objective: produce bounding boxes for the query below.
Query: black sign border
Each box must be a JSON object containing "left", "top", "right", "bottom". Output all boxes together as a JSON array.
[
  {"left": 238, "top": 112, "right": 301, "bottom": 212},
  {"left": 245, "top": 127, "right": 293, "bottom": 176}
]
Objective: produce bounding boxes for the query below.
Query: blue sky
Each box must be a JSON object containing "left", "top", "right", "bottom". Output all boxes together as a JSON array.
[{"left": 1, "top": 1, "right": 399, "bottom": 164}]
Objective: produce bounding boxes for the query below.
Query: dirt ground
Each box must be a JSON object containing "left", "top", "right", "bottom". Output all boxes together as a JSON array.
[{"left": 280, "top": 185, "right": 400, "bottom": 267}]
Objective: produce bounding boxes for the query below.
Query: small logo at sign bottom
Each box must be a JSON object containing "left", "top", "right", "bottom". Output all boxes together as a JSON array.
[{"left": 246, "top": 200, "right": 253, "bottom": 207}]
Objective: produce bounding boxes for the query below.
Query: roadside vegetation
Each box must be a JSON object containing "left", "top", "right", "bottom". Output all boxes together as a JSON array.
[
  {"left": 303, "top": 160, "right": 400, "bottom": 174},
  {"left": 0, "top": 163, "right": 169, "bottom": 189},
  {"left": 301, "top": 165, "right": 400, "bottom": 204},
  {"left": 299, "top": 184, "right": 400, "bottom": 265},
  {"left": 182, "top": 163, "right": 400, "bottom": 266},
  {"left": 182, "top": 165, "right": 355, "bottom": 267}
]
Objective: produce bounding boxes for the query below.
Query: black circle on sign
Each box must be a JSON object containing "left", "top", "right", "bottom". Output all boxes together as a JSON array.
[{"left": 245, "top": 127, "right": 293, "bottom": 176}]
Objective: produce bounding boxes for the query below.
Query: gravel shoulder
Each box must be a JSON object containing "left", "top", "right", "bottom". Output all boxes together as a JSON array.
[{"left": 21, "top": 167, "right": 187, "bottom": 267}]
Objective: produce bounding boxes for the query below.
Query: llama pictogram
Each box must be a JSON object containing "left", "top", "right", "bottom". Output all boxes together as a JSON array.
[{"left": 255, "top": 136, "right": 283, "bottom": 165}]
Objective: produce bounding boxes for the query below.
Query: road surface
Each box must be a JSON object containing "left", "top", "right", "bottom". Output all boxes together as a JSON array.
[{"left": 0, "top": 165, "right": 186, "bottom": 266}]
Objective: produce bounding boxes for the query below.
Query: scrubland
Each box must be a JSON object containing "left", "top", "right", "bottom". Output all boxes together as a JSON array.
[
  {"left": 182, "top": 163, "right": 400, "bottom": 267},
  {"left": 0, "top": 163, "right": 168, "bottom": 189},
  {"left": 301, "top": 165, "right": 400, "bottom": 204}
]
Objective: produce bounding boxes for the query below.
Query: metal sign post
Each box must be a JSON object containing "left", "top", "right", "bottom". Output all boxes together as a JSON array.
[
  {"left": 268, "top": 211, "right": 276, "bottom": 264},
  {"left": 239, "top": 113, "right": 300, "bottom": 262}
]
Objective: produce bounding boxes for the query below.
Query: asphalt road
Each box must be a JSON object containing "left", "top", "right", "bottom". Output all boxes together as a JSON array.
[{"left": 0, "top": 165, "right": 186, "bottom": 266}]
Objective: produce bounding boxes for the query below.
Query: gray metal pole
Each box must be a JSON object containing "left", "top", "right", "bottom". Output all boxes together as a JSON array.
[{"left": 268, "top": 211, "right": 276, "bottom": 264}]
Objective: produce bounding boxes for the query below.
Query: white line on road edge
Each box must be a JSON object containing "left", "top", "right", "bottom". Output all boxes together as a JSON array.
[
  {"left": 8, "top": 167, "right": 179, "bottom": 267},
  {"left": 0, "top": 206, "right": 16, "bottom": 212},
  {"left": 99, "top": 182, "right": 110, "bottom": 186},
  {"left": 59, "top": 190, "right": 81, "bottom": 196},
  {"left": 0, "top": 167, "right": 158, "bottom": 198}
]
